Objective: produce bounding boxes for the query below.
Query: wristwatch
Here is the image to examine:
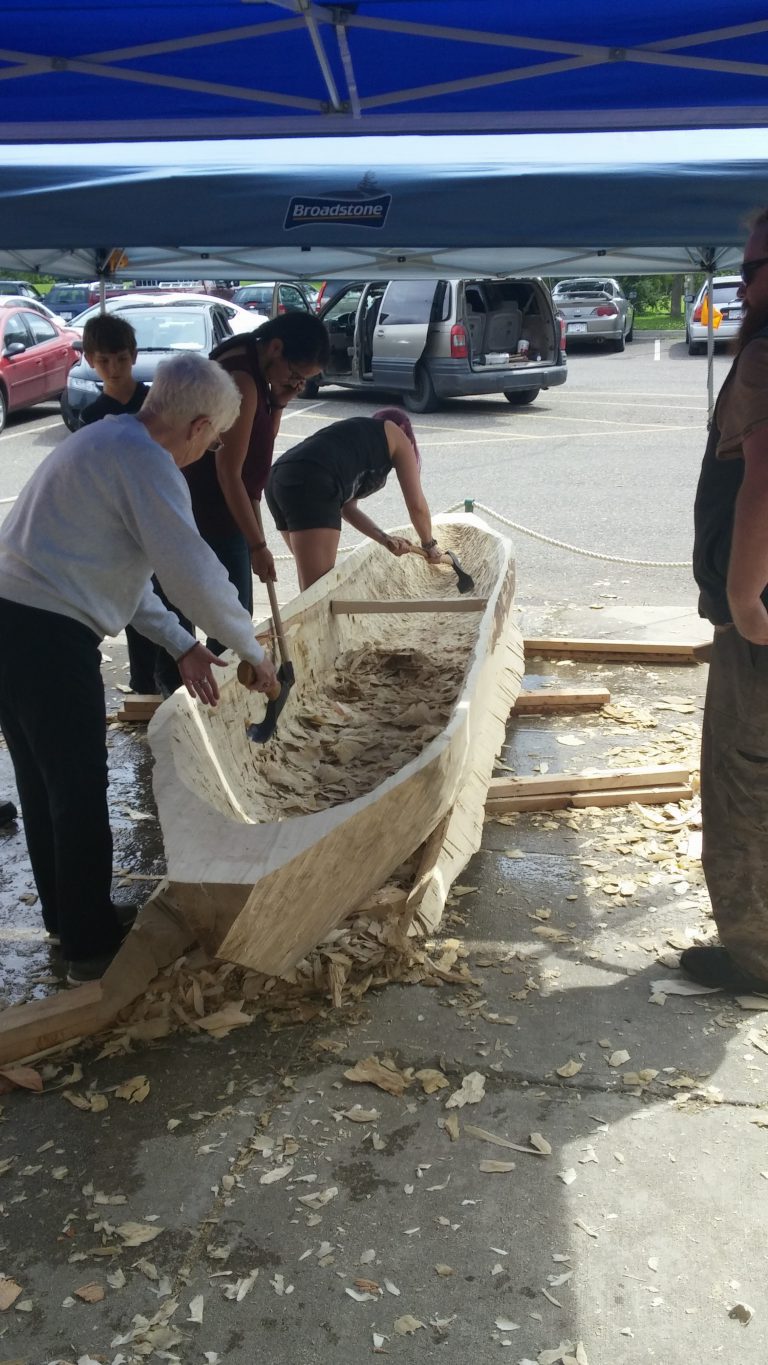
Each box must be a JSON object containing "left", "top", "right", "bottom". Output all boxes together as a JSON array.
[{"left": 421, "top": 538, "right": 438, "bottom": 550}]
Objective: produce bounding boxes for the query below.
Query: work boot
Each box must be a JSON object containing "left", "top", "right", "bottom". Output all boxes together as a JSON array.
[
  {"left": 680, "top": 945, "right": 768, "bottom": 993},
  {"left": 0, "top": 801, "right": 17, "bottom": 827}
]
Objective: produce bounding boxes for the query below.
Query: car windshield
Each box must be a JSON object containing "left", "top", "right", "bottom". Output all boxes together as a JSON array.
[
  {"left": 118, "top": 309, "right": 208, "bottom": 350},
  {"left": 47, "top": 287, "right": 89, "bottom": 307},
  {"left": 237, "top": 288, "right": 272, "bottom": 310},
  {"left": 554, "top": 280, "right": 611, "bottom": 295}
]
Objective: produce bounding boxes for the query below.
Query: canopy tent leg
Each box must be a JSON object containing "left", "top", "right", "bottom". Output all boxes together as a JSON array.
[{"left": 706, "top": 269, "right": 715, "bottom": 425}]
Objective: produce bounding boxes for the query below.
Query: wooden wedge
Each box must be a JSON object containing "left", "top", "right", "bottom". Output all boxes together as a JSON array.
[{"left": 511, "top": 688, "right": 610, "bottom": 715}]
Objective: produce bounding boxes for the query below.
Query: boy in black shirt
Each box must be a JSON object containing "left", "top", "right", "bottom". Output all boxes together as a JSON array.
[
  {"left": 81, "top": 314, "right": 155, "bottom": 692},
  {"left": 80, "top": 314, "right": 149, "bottom": 427}
]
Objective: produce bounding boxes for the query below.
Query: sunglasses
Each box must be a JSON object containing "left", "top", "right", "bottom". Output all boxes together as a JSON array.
[{"left": 741, "top": 256, "right": 768, "bottom": 286}]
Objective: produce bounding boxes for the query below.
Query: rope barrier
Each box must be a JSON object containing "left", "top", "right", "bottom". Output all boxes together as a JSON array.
[{"left": 457, "top": 501, "right": 689, "bottom": 570}]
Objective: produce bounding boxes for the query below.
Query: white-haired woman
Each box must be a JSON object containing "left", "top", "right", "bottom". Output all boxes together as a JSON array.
[{"left": 0, "top": 352, "right": 276, "bottom": 985}]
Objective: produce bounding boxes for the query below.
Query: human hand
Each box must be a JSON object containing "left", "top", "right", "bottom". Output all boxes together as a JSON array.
[
  {"left": 424, "top": 541, "right": 443, "bottom": 564},
  {"left": 382, "top": 535, "right": 412, "bottom": 557},
  {"left": 270, "top": 381, "right": 299, "bottom": 407},
  {"left": 251, "top": 543, "right": 276, "bottom": 582},
  {"left": 242, "top": 657, "right": 279, "bottom": 694},
  {"left": 177, "top": 642, "right": 228, "bottom": 705},
  {"left": 729, "top": 598, "right": 768, "bottom": 645}
]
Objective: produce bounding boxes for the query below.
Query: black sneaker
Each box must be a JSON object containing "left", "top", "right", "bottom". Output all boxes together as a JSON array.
[
  {"left": 66, "top": 950, "right": 121, "bottom": 985},
  {"left": 65, "top": 905, "right": 138, "bottom": 986},
  {"left": 680, "top": 945, "right": 768, "bottom": 993},
  {"left": 0, "top": 801, "right": 17, "bottom": 827}
]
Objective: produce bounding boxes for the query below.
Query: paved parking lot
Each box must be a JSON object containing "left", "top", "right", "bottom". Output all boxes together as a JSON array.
[{"left": 0, "top": 333, "right": 729, "bottom": 627}]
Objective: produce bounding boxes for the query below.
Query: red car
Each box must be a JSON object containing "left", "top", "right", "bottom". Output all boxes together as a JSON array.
[{"left": 0, "top": 303, "right": 81, "bottom": 434}]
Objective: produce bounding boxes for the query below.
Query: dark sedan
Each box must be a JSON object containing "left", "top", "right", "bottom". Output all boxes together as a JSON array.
[{"left": 61, "top": 302, "right": 234, "bottom": 429}]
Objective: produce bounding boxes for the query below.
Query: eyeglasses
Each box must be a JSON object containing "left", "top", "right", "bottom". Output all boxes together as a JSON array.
[
  {"left": 741, "top": 256, "right": 768, "bottom": 286},
  {"left": 208, "top": 436, "right": 225, "bottom": 453}
]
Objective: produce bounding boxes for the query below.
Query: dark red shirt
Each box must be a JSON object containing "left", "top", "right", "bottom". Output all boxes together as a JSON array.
[{"left": 184, "top": 334, "right": 275, "bottom": 541}]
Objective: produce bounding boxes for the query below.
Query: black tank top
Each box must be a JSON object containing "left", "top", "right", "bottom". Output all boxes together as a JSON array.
[{"left": 272, "top": 417, "right": 392, "bottom": 503}]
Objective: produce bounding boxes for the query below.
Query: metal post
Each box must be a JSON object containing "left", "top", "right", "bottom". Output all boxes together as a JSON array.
[
  {"left": 706, "top": 270, "right": 715, "bottom": 425},
  {"left": 464, "top": 498, "right": 474, "bottom": 513}
]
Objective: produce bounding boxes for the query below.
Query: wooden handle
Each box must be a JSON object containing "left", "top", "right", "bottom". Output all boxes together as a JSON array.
[
  {"left": 237, "top": 659, "right": 281, "bottom": 700},
  {"left": 403, "top": 541, "right": 449, "bottom": 568},
  {"left": 252, "top": 499, "right": 291, "bottom": 670}
]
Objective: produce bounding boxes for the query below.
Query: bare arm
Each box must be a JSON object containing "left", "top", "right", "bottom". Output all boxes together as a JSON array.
[
  {"left": 213, "top": 372, "right": 262, "bottom": 549},
  {"left": 342, "top": 498, "right": 398, "bottom": 548},
  {"left": 387, "top": 423, "right": 436, "bottom": 551},
  {"left": 727, "top": 425, "right": 768, "bottom": 643}
]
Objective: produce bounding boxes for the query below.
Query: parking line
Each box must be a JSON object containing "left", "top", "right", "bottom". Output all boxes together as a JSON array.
[
  {"left": 0, "top": 419, "right": 61, "bottom": 441},
  {"left": 654, "top": 339, "right": 661, "bottom": 361}
]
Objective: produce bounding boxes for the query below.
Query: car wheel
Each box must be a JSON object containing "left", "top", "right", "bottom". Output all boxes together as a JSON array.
[
  {"left": 613, "top": 331, "right": 626, "bottom": 353},
  {"left": 688, "top": 339, "right": 705, "bottom": 356},
  {"left": 402, "top": 364, "right": 438, "bottom": 414},
  {"left": 301, "top": 377, "right": 320, "bottom": 399},
  {"left": 626, "top": 319, "right": 634, "bottom": 342},
  {"left": 59, "top": 394, "right": 79, "bottom": 432},
  {"left": 504, "top": 387, "right": 540, "bottom": 406},
  {"left": 0, "top": 387, "right": 6, "bottom": 436}
]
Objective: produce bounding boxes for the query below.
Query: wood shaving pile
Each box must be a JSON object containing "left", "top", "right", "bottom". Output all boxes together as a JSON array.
[
  {"left": 245, "top": 641, "right": 472, "bottom": 819},
  {"left": 96, "top": 913, "right": 475, "bottom": 1058}
]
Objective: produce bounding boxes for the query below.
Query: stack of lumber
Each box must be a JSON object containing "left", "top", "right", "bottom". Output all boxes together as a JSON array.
[
  {"left": 486, "top": 764, "right": 692, "bottom": 815},
  {"left": 116, "top": 694, "right": 162, "bottom": 723}
]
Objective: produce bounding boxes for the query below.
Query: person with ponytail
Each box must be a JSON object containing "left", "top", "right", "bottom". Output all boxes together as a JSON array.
[{"left": 265, "top": 408, "right": 442, "bottom": 590}]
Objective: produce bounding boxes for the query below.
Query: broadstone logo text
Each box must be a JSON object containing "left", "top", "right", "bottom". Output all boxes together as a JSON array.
[{"left": 284, "top": 193, "right": 391, "bottom": 230}]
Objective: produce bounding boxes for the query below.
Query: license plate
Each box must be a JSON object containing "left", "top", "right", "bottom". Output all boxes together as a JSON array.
[{"left": 568, "top": 322, "right": 588, "bottom": 334}]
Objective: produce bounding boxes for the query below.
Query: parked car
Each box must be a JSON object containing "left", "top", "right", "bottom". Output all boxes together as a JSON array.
[
  {"left": 61, "top": 300, "right": 235, "bottom": 429},
  {"left": 313, "top": 279, "right": 362, "bottom": 312},
  {"left": 0, "top": 303, "right": 80, "bottom": 433},
  {"left": 68, "top": 292, "right": 264, "bottom": 338},
  {"left": 0, "top": 279, "right": 43, "bottom": 301},
  {"left": 550, "top": 278, "right": 634, "bottom": 351},
  {"left": 231, "top": 282, "right": 314, "bottom": 316},
  {"left": 307, "top": 277, "right": 567, "bottom": 412},
  {"left": 0, "top": 294, "right": 71, "bottom": 330},
  {"left": 44, "top": 282, "right": 128, "bottom": 322},
  {"left": 686, "top": 275, "right": 743, "bottom": 355}
]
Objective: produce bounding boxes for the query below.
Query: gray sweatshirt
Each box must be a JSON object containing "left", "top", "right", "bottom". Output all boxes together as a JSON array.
[{"left": 0, "top": 414, "right": 265, "bottom": 665}]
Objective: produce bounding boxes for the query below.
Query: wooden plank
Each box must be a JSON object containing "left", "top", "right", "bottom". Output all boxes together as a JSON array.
[
  {"left": 0, "top": 886, "right": 196, "bottom": 1065},
  {"left": 331, "top": 597, "right": 487, "bottom": 615},
  {"left": 487, "top": 783, "right": 693, "bottom": 815},
  {"left": 511, "top": 688, "right": 610, "bottom": 715},
  {"left": 524, "top": 637, "right": 703, "bottom": 664},
  {"left": 489, "top": 764, "right": 690, "bottom": 799}
]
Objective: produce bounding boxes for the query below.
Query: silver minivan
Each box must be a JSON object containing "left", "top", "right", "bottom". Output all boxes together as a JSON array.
[{"left": 307, "top": 277, "right": 567, "bottom": 412}]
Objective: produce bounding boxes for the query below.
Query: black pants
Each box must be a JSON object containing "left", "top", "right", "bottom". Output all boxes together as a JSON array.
[
  {"left": 154, "top": 530, "right": 253, "bottom": 697},
  {"left": 0, "top": 597, "right": 123, "bottom": 961}
]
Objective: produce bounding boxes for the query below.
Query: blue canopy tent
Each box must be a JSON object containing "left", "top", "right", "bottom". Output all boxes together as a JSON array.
[
  {"left": 1, "top": 2, "right": 767, "bottom": 414},
  {"left": 5, "top": 2, "right": 768, "bottom": 141}
]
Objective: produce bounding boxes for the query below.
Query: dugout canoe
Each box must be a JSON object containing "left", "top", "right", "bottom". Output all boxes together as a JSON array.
[{"left": 148, "top": 513, "right": 524, "bottom": 976}]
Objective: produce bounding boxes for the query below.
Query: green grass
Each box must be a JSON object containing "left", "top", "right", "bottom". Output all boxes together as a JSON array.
[{"left": 634, "top": 313, "right": 685, "bottom": 331}]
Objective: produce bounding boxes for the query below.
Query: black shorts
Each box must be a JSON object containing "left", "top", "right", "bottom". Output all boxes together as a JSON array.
[{"left": 265, "top": 463, "right": 342, "bottom": 533}]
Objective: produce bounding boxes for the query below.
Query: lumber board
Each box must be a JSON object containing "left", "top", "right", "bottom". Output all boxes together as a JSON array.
[
  {"left": 524, "top": 637, "right": 702, "bottom": 664},
  {"left": 0, "top": 886, "right": 196, "bottom": 1066},
  {"left": 486, "top": 783, "right": 692, "bottom": 815},
  {"left": 511, "top": 688, "right": 610, "bottom": 714},
  {"left": 489, "top": 764, "right": 690, "bottom": 800},
  {"left": 330, "top": 597, "right": 487, "bottom": 615}
]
